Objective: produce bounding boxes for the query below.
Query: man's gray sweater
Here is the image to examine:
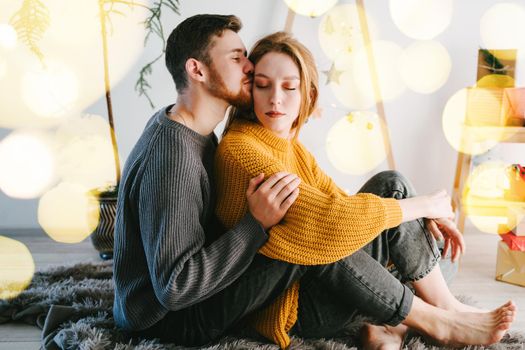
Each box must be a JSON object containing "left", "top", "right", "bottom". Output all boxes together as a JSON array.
[{"left": 113, "top": 106, "right": 267, "bottom": 330}]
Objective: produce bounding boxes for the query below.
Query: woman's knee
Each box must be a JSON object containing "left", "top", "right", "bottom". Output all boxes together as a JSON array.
[{"left": 359, "top": 170, "right": 417, "bottom": 198}]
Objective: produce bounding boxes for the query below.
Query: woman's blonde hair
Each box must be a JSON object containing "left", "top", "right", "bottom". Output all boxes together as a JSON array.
[{"left": 223, "top": 31, "right": 319, "bottom": 138}]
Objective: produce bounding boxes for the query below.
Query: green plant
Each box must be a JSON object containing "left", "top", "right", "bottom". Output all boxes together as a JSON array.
[{"left": 479, "top": 48, "right": 507, "bottom": 75}]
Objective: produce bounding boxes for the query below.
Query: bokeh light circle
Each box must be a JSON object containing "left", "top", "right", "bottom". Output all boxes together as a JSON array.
[
  {"left": 330, "top": 65, "right": 375, "bottom": 110},
  {"left": 0, "top": 130, "right": 55, "bottom": 199},
  {"left": 389, "top": 0, "right": 453, "bottom": 40},
  {"left": 38, "top": 182, "right": 100, "bottom": 243},
  {"left": 480, "top": 3, "right": 525, "bottom": 50},
  {"left": 352, "top": 41, "right": 406, "bottom": 103},
  {"left": 326, "top": 111, "right": 389, "bottom": 175},
  {"left": 318, "top": 4, "right": 379, "bottom": 61},
  {"left": 20, "top": 60, "right": 79, "bottom": 119},
  {"left": 0, "top": 236, "right": 35, "bottom": 300},
  {"left": 442, "top": 88, "right": 506, "bottom": 155},
  {"left": 284, "top": 0, "right": 338, "bottom": 17},
  {"left": 57, "top": 135, "right": 117, "bottom": 190},
  {"left": 55, "top": 114, "right": 117, "bottom": 189},
  {"left": 462, "top": 161, "right": 523, "bottom": 234},
  {"left": 399, "top": 41, "right": 451, "bottom": 94}
]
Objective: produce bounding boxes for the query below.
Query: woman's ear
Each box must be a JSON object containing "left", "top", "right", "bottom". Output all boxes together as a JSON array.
[{"left": 185, "top": 58, "right": 206, "bottom": 83}]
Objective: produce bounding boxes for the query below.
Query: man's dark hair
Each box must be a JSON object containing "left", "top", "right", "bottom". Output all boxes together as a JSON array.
[{"left": 165, "top": 14, "right": 242, "bottom": 94}]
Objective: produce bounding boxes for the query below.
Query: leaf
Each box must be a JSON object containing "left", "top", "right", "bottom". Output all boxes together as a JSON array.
[{"left": 9, "top": 0, "right": 50, "bottom": 63}]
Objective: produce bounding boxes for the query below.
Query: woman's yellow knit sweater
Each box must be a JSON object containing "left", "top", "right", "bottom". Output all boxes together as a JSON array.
[{"left": 215, "top": 119, "right": 403, "bottom": 349}]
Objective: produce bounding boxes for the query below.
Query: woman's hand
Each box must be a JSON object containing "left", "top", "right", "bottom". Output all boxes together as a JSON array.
[{"left": 426, "top": 218, "right": 466, "bottom": 262}]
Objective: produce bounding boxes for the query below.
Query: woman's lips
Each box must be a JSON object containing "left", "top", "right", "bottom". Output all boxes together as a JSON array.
[{"left": 266, "top": 111, "right": 284, "bottom": 118}]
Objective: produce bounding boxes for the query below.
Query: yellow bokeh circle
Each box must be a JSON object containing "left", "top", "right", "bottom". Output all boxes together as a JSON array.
[
  {"left": 0, "top": 236, "right": 35, "bottom": 300},
  {"left": 352, "top": 41, "right": 406, "bottom": 104},
  {"left": 399, "top": 41, "right": 451, "bottom": 94},
  {"left": 462, "top": 161, "right": 524, "bottom": 234},
  {"left": 20, "top": 59, "right": 79, "bottom": 119},
  {"left": 442, "top": 88, "right": 506, "bottom": 155},
  {"left": 55, "top": 115, "right": 117, "bottom": 189},
  {"left": 38, "top": 182, "right": 100, "bottom": 243},
  {"left": 389, "top": 0, "right": 453, "bottom": 40},
  {"left": 0, "top": 130, "right": 55, "bottom": 199},
  {"left": 318, "top": 4, "right": 379, "bottom": 61},
  {"left": 480, "top": 3, "right": 525, "bottom": 50},
  {"left": 326, "top": 111, "right": 389, "bottom": 175}
]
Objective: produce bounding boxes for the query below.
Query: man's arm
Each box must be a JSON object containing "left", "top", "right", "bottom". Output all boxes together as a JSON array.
[{"left": 138, "top": 145, "right": 297, "bottom": 311}]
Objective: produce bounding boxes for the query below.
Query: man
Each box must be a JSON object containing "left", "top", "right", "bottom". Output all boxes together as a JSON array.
[
  {"left": 113, "top": 14, "right": 514, "bottom": 349},
  {"left": 112, "top": 14, "right": 302, "bottom": 345}
]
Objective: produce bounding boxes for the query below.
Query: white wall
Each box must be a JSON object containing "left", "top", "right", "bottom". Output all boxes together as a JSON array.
[{"left": 1, "top": 0, "right": 524, "bottom": 229}]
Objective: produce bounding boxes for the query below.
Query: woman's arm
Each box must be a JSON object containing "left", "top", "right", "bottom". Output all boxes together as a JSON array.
[{"left": 215, "top": 137, "right": 402, "bottom": 265}]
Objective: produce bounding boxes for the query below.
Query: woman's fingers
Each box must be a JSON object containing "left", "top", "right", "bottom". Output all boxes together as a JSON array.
[{"left": 427, "top": 219, "right": 444, "bottom": 241}]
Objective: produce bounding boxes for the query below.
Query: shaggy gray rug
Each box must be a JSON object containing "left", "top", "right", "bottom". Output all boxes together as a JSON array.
[{"left": 0, "top": 261, "right": 524, "bottom": 350}]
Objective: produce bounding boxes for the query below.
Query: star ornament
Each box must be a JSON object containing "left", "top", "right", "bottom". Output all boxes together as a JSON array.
[{"left": 322, "top": 63, "right": 344, "bottom": 85}]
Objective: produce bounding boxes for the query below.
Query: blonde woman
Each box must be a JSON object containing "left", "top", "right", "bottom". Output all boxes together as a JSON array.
[{"left": 215, "top": 32, "right": 516, "bottom": 349}]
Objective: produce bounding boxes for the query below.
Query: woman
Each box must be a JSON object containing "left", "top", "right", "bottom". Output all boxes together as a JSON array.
[{"left": 215, "top": 32, "right": 515, "bottom": 349}]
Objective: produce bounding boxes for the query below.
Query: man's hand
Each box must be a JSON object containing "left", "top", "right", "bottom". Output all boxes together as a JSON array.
[
  {"left": 425, "top": 217, "right": 466, "bottom": 262},
  {"left": 246, "top": 172, "right": 300, "bottom": 230}
]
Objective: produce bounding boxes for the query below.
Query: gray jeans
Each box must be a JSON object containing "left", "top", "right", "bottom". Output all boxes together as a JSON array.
[
  {"left": 292, "top": 170, "right": 457, "bottom": 338},
  {"left": 137, "top": 171, "right": 457, "bottom": 345}
]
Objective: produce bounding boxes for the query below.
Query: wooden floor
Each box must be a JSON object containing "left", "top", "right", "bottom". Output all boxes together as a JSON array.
[{"left": 0, "top": 226, "right": 524, "bottom": 349}]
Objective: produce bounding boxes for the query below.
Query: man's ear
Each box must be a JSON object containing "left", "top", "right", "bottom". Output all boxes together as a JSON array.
[{"left": 185, "top": 58, "right": 207, "bottom": 83}]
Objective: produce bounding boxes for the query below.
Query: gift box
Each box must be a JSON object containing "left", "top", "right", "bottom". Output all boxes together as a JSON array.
[
  {"left": 465, "top": 87, "right": 504, "bottom": 126},
  {"left": 500, "top": 232, "right": 525, "bottom": 251},
  {"left": 495, "top": 240, "right": 525, "bottom": 287},
  {"left": 477, "top": 49, "right": 517, "bottom": 87},
  {"left": 504, "top": 164, "right": 525, "bottom": 203},
  {"left": 507, "top": 205, "right": 525, "bottom": 236},
  {"left": 501, "top": 88, "right": 525, "bottom": 126}
]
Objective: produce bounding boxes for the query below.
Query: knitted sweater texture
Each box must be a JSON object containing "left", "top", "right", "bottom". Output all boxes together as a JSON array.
[
  {"left": 113, "top": 106, "right": 267, "bottom": 331},
  {"left": 215, "top": 119, "right": 403, "bottom": 348}
]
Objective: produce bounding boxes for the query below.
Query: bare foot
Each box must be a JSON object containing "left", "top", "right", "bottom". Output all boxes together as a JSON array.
[
  {"left": 449, "top": 298, "right": 489, "bottom": 313},
  {"left": 413, "top": 300, "right": 517, "bottom": 347},
  {"left": 361, "top": 323, "right": 408, "bottom": 350}
]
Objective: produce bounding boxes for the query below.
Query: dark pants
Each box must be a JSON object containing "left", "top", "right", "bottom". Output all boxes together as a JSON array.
[{"left": 136, "top": 171, "right": 457, "bottom": 345}]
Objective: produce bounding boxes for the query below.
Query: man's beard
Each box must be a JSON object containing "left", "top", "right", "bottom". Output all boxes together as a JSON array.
[{"left": 207, "top": 64, "right": 252, "bottom": 109}]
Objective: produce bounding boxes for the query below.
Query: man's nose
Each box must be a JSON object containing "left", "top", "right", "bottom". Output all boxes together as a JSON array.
[{"left": 243, "top": 57, "right": 254, "bottom": 74}]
